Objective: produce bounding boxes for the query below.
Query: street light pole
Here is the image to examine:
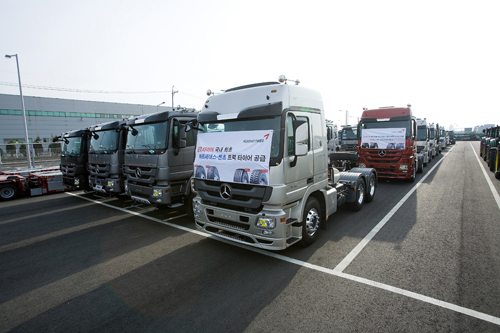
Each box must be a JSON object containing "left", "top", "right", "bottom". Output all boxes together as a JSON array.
[
  {"left": 339, "top": 110, "right": 349, "bottom": 126},
  {"left": 5, "top": 54, "right": 32, "bottom": 168},
  {"left": 156, "top": 101, "right": 165, "bottom": 112},
  {"left": 171, "top": 85, "right": 178, "bottom": 108}
]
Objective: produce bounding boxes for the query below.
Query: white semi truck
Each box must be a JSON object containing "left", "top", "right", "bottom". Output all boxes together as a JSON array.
[
  {"left": 188, "top": 76, "right": 377, "bottom": 250},
  {"left": 416, "top": 118, "right": 431, "bottom": 172}
]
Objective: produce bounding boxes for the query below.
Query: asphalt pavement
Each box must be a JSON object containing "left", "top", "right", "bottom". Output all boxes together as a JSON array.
[{"left": 1, "top": 141, "right": 499, "bottom": 332}]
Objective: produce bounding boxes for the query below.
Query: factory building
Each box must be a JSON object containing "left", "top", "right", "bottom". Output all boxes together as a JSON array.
[{"left": 0, "top": 93, "right": 186, "bottom": 145}]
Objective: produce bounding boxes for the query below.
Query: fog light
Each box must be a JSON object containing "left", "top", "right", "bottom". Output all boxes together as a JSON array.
[
  {"left": 256, "top": 217, "right": 276, "bottom": 229},
  {"left": 262, "top": 230, "right": 274, "bottom": 236},
  {"left": 358, "top": 163, "right": 366, "bottom": 168},
  {"left": 399, "top": 164, "right": 409, "bottom": 170},
  {"left": 124, "top": 182, "right": 129, "bottom": 192}
]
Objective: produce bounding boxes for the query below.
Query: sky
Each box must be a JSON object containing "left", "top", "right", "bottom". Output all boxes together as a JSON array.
[{"left": 1, "top": 0, "right": 499, "bottom": 131}]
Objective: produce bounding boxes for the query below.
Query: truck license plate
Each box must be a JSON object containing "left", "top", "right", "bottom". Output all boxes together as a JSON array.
[{"left": 95, "top": 185, "right": 103, "bottom": 190}]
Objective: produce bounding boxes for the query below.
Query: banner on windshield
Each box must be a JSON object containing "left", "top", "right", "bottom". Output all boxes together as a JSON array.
[
  {"left": 361, "top": 128, "right": 406, "bottom": 150},
  {"left": 194, "top": 130, "right": 273, "bottom": 185}
]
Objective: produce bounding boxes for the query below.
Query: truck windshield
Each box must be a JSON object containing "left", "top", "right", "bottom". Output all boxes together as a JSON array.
[
  {"left": 429, "top": 128, "right": 435, "bottom": 140},
  {"left": 201, "top": 116, "right": 281, "bottom": 158},
  {"left": 89, "top": 130, "right": 119, "bottom": 153},
  {"left": 360, "top": 120, "right": 412, "bottom": 139},
  {"left": 342, "top": 128, "right": 357, "bottom": 139},
  {"left": 417, "top": 126, "right": 428, "bottom": 140},
  {"left": 62, "top": 137, "right": 82, "bottom": 155},
  {"left": 126, "top": 121, "right": 168, "bottom": 152}
]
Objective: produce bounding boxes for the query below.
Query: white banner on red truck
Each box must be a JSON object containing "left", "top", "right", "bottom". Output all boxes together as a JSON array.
[
  {"left": 361, "top": 128, "right": 406, "bottom": 150},
  {"left": 194, "top": 130, "right": 273, "bottom": 185}
]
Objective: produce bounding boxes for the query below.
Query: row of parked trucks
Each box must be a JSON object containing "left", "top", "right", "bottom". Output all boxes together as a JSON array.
[
  {"left": 1, "top": 76, "right": 459, "bottom": 251},
  {"left": 480, "top": 125, "right": 500, "bottom": 179}
]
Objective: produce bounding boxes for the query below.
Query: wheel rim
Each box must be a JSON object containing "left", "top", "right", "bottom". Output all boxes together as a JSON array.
[
  {"left": 305, "top": 208, "right": 320, "bottom": 236},
  {"left": 358, "top": 182, "right": 364, "bottom": 204},
  {"left": 369, "top": 178, "right": 375, "bottom": 196},
  {"left": 1, "top": 187, "right": 15, "bottom": 199}
]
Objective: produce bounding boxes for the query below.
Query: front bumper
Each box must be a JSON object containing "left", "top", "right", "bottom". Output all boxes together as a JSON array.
[
  {"left": 126, "top": 182, "right": 172, "bottom": 205},
  {"left": 88, "top": 176, "right": 123, "bottom": 194},
  {"left": 192, "top": 197, "right": 296, "bottom": 250}
]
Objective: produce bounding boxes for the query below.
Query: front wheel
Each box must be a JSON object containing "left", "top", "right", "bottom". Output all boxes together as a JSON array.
[
  {"left": 0, "top": 185, "right": 18, "bottom": 201},
  {"left": 489, "top": 151, "right": 496, "bottom": 172},
  {"left": 407, "top": 162, "right": 416, "bottom": 183},
  {"left": 300, "top": 197, "right": 321, "bottom": 247}
]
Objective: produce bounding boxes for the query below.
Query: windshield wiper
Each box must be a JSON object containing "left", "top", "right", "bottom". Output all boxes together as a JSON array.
[{"left": 126, "top": 145, "right": 135, "bottom": 153}]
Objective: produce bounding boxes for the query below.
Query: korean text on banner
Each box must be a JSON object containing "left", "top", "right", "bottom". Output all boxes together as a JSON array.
[
  {"left": 194, "top": 130, "right": 273, "bottom": 185},
  {"left": 361, "top": 128, "right": 406, "bottom": 150}
]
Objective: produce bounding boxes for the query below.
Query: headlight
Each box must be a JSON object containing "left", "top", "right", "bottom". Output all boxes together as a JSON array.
[
  {"left": 74, "top": 179, "right": 80, "bottom": 185},
  {"left": 124, "top": 182, "right": 128, "bottom": 192},
  {"left": 193, "top": 201, "right": 202, "bottom": 218},
  {"left": 358, "top": 163, "right": 366, "bottom": 168},
  {"left": 153, "top": 189, "right": 162, "bottom": 197},
  {"left": 256, "top": 217, "right": 276, "bottom": 229},
  {"left": 399, "top": 164, "right": 409, "bottom": 170},
  {"left": 107, "top": 180, "right": 115, "bottom": 187}
]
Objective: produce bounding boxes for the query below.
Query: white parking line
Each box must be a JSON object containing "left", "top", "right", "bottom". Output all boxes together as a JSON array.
[
  {"left": 66, "top": 150, "right": 500, "bottom": 327},
  {"left": 470, "top": 142, "right": 500, "bottom": 210},
  {"left": 334, "top": 146, "right": 454, "bottom": 273}
]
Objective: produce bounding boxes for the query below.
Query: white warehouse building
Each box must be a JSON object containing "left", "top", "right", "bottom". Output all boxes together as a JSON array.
[{"left": 0, "top": 93, "right": 183, "bottom": 145}]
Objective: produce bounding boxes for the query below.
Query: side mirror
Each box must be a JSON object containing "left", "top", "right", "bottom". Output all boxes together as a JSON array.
[
  {"left": 175, "top": 123, "right": 187, "bottom": 148},
  {"left": 185, "top": 119, "right": 199, "bottom": 132},
  {"left": 129, "top": 126, "right": 138, "bottom": 136},
  {"left": 93, "top": 132, "right": 99, "bottom": 140},
  {"left": 294, "top": 121, "right": 308, "bottom": 156}
]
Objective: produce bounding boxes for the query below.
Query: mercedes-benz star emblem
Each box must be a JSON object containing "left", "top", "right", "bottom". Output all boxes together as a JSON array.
[
  {"left": 379, "top": 149, "right": 386, "bottom": 157},
  {"left": 135, "top": 167, "right": 142, "bottom": 178},
  {"left": 220, "top": 183, "right": 232, "bottom": 200}
]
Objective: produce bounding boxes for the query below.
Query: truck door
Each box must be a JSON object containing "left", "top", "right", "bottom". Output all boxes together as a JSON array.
[
  {"left": 284, "top": 113, "right": 314, "bottom": 203},
  {"left": 168, "top": 118, "right": 197, "bottom": 180}
]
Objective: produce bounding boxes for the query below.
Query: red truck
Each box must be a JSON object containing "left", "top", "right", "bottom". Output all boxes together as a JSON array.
[
  {"left": 357, "top": 105, "right": 418, "bottom": 182},
  {"left": 0, "top": 167, "right": 70, "bottom": 201}
]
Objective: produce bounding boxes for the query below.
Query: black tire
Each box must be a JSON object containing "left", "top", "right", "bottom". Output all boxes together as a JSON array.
[
  {"left": 195, "top": 165, "right": 206, "bottom": 179},
  {"left": 489, "top": 151, "right": 496, "bottom": 172},
  {"left": 417, "top": 158, "right": 423, "bottom": 173},
  {"left": 185, "top": 192, "right": 195, "bottom": 219},
  {"left": 407, "top": 162, "right": 416, "bottom": 183},
  {"left": 365, "top": 173, "right": 376, "bottom": 203},
  {"left": 0, "top": 184, "right": 18, "bottom": 201},
  {"left": 233, "top": 168, "right": 249, "bottom": 183},
  {"left": 250, "top": 170, "right": 268, "bottom": 185},
  {"left": 348, "top": 177, "right": 365, "bottom": 211},
  {"left": 207, "top": 166, "right": 220, "bottom": 180},
  {"left": 496, "top": 171, "right": 500, "bottom": 180},
  {"left": 349, "top": 168, "right": 376, "bottom": 203},
  {"left": 300, "top": 197, "right": 321, "bottom": 247}
]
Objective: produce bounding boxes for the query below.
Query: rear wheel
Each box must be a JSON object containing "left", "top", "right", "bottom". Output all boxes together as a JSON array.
[
  {"left": 365, "top": 174, "right": 376, "bottom": 203},
  {"left": 0, "top": 184, "right": 18, "bottom": 201},
  {"left": 348, "top": 177, "right": 365, "bottom": 211},
  {"left": 300, "top": 197, "right": 321, "bottom": 247}
]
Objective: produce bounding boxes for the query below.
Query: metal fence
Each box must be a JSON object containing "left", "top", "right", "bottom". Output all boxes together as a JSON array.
[{"left": 0, "top": 142, "right": 62, "bottom": 171}]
